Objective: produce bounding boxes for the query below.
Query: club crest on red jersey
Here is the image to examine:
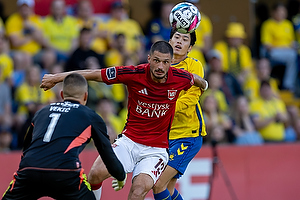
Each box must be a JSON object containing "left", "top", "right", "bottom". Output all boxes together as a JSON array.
[{"left": 168, "top": 90, "right": 177, "bottom": 100}]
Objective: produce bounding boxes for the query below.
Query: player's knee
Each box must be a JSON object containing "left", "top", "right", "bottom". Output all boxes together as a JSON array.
[
  {"left": 152, "top": 179, "right": 166, "bottom": 194},
  {"left": 129, "top": 184, "right": 150, "bottom": 199}
]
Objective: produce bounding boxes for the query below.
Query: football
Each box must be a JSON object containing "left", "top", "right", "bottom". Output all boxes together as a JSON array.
[{"left": 169, "top": 2, "right": 201, "bottom": 34}]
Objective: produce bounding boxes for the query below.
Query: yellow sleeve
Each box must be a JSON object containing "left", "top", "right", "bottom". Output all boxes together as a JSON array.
[
  {"left": 0, "top": 54, "right": 13, "bottom": 82},
  {"left": 240, "top": 45, "right": 253, "bottom": 70},
  {"left": 5, "top": 13, "right": 21, "bottom": 35},
  {"left": 214, "top": 41, "right": 229, "bottom": 72},
  {"left": 261, "top": 20, "right": 272, "bottom": 46},
  {"left": 175, "top": 59, "right": 204, "bottom": 112}
]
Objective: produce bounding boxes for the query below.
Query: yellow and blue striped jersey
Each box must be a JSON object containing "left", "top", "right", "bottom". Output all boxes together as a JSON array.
[{"left": 169, "top": 57, "right": 207, "bottom": 140}]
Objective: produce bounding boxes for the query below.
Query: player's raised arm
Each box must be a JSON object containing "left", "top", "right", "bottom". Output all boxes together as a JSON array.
[
  {"left": 40, "top": 69, "right": 103, "bottom": 91},
  {"left": 192, "top": 73, "right": 208, "bottom": 92}
]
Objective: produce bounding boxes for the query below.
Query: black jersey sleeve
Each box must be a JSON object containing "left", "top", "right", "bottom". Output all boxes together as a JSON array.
[{"left": 90, "top": 114, "right": 126, "bottom": 181}]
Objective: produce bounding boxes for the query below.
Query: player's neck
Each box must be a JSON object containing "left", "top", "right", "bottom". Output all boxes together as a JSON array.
[{"left": 172, "top": 54, "right": 187, "bottom": 64}]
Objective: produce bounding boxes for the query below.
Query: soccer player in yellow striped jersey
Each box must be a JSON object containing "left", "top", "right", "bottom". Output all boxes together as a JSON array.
[{"left": 153, "top": 28, "right": 207, "bottom": 200}]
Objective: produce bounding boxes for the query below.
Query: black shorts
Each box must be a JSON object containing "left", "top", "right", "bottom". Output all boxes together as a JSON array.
[{"left": 2, "top": 168, "right": 96, "bottom": 200}]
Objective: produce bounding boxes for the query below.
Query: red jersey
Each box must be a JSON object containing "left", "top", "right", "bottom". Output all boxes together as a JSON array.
[{"left": 101, "top": 63, "right": 194, "bottom": 148}]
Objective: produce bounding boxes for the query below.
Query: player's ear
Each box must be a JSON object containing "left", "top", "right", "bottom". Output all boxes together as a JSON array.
[
  {"left": 84, "top": 92, "right": 88, "bottom": 102},
  {"left": 60, "top": 90, "right": 64, "bottom": 100},
  {"left": 187, "top": 45, "right": 193, "bottom": 53},
  {"left": 147, "top": 54, "right": 151, "bottom": 63}
]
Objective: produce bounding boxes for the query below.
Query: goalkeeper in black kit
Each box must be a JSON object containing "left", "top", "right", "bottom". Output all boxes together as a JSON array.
[{"left": 2, "top": 73, "right": 126, "bottom": 200}]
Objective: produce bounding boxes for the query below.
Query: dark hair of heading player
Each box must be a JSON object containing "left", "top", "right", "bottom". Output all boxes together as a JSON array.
[
  {"left": 169, "top": 27, "right": 196, "bottom": 47},
  {"left": 150, "top": 40, "right": 174, "bottom": 58},
  {"left": 63, "top": 73, "right": 88, "bottom": 93}
]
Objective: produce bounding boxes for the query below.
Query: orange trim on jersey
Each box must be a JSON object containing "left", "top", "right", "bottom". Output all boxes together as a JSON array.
[
  {"left": 10, "top": 172, "right": 18, "bottom": 192},
  {"left": 64, "top": 125, "right": 92, "bottom": 154},
  {"left": 78, "top": 168, "right": 84, "bottom": 190}
]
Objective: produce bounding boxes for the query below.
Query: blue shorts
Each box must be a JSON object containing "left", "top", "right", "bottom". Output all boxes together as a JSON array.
[{"left": 168, "top": 136, "right": 203, "bottom": 179}]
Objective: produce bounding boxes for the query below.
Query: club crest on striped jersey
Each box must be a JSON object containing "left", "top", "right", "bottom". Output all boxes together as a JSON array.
[
  {"left": 106, "top": 67, "right": 116, "bottom": 80},
  {"left": 168, "top": 90, "right": 177, "bottom": 100}
]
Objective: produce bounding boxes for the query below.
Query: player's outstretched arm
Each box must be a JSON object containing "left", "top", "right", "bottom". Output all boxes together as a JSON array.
[
  {"left": 40, "top": 69, "right": 103, "bottom": 91},
  {"left": 193, "top": 73, "right": 208, "bottom": 92}
]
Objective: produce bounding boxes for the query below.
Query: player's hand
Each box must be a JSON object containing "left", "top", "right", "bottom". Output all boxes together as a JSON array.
[
  {"left": 112, "top": 174, "right": 127, "bottom": 191},
  {"left": 40, "top": 74, "right": 57, "bottom": 91}
]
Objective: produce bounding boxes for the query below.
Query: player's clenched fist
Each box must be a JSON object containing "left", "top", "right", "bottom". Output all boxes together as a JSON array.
[
  {"left": 112, "top": 174, "right": 127, "bottom": 191},
  {"left": 40, "top": 74, "right": 58, "bottom": 91}
]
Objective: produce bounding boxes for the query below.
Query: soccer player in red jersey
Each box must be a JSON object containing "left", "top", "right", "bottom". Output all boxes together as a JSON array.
[{"left": 40, "top": 41, "right": 208, "bottom": 200}]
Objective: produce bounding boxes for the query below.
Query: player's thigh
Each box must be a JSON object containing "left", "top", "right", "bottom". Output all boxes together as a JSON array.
[
  {"left": 133, "top": 149, "right": 168, "bottom": 184},
  {"left": 112, "top": 135, "right": 135, "bottom": 173},
  {"left": 168, "top": 136, "right": 202, "bottom": 177}
]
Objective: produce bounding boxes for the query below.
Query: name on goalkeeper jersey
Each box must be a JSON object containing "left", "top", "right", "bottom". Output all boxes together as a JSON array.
[{"left": 136, "top": 100, "right": 170, "bottom": 118}]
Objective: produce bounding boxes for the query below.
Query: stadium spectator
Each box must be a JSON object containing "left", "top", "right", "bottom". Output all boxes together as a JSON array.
[
  {"left": 294, "top": 117, "right": 300, "bottom": 140},
  {"left": 145, "top": 0, "right": 173, "bottom": 50},
  {"left": 187, "top": 0, "right": 213, "bottom": 68},
  {"left": 214, "top": 22, "right": 253, "bottom": 84},
  {"left": 201, "top": 72, "right": 228, "bottom": 113},
  {"left": 76, "top": 0, "right": 108, "bottom": 55},
  {"left": 249, "top": 80, "right": 290, "bottom": 142},
  {"left": 95, "top": 98, "right": 123, "bottom": 143},
  {"left": 5, "top": 0, "right": 55, "bottom": 71},
  {"left": 202, "top": 94, "right": 232, "bottom": 144},
  {"left": 206, "top": 49, "right": 244, "bottom": 106},
  {"left": 243, "top": 58, "right": 279, "bottom": 101},
  {"left": 231, "top": 95, "right": 263, "bottom": 145},
  {"left": 15, "top": 65, "right": 56, "bottom": 148},
  {"left": 261, "top": 3, "right": 298, "bottom": 91},
  {"left": 105, "top": 33, "right": 136, "bottom": 67},
  {"left": 43, "top": 0, "right": 79, "bottom": 63},
  {"left": 0, "top": 35, "right": 13, "bottom": 86},
  {"left": 106, "top": 1, "right": 145, "bottom": 64},
  {"left": 0, "top": 66, "right": 13, "bottom": 151},
  {"left": 0, "top": 127, "right": 12, "bottom": 152},
  {"left": 0, "top": 16, "right": 4, "bottom": 36},
  {"left": 152, "top": 29, "right": 207, "bottom": 200},
  {"left": 65, "top": 28, "right": 104, "bottom": 71},
  {"left": 2, "top": 73, "right": 126, "bottom": 200},
  {"left": 285, "top": 104, "right": 299, "bottom": 142},
  {"left": 40, "top": 41, "right": 208, "bottom": 200},
  {"left": 104, "top": 33, "right": 131, "bottom": 111}
]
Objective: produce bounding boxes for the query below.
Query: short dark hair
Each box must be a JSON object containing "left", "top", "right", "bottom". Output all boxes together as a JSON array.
[
  {"left": 170, "top": 28, "right": 197, "bottom": 46},
  {"left": 80, "top": 27, "right": 91, "bottom": 35},
  {"left": 150, "top": 41, "right": 173, "bottom": 58},
  {"left": 260, "top": 80, "right": 271, "bottom": 89},
  {"left": 63, "top": 73, "right": 88, "bottom": 98}
]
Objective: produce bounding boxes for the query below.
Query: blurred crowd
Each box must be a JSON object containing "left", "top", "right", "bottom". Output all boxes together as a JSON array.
[{"left": 0, "top": 0, "right": 300, "bottom": 152}]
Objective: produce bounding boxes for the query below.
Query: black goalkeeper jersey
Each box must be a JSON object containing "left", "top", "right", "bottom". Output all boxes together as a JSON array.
[{"left": 19, "top": 100, "right": 125, "bottom": 181}]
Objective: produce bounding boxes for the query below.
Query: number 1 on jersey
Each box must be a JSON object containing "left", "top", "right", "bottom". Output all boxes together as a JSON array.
[{"left": 43, "top": 113, "right": 61, "bottom": 142}]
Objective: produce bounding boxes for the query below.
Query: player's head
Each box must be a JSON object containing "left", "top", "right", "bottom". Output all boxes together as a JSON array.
[
  {"left": 169, "top": 28, "right": 196, "bottom": 56},
  {"left": 61, "top": 73, "right": 88, "bottom": 105},
  {"left": 148, "top": 41, "right": 173, "bottom": 82}
]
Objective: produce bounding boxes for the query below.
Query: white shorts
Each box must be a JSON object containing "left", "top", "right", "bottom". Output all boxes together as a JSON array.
[{"left": 112, "top": 134, "right": 169, "bottom": 183}]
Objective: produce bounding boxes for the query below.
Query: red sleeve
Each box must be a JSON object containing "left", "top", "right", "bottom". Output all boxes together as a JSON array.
[{"left": 101, "top": 66, "right": 138, "bottom": 85}]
